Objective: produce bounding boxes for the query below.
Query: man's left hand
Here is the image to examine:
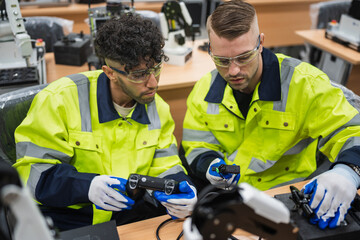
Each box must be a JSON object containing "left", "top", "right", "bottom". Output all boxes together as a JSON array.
[
  {"left": 153, "top": 181, "right": 197, "bottom": 219},
  {"left": 303, "top": 168, "right": 357, "bottom": 229}
]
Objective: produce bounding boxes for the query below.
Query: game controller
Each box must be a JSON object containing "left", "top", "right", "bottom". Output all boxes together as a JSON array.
[
  {"left": 211, "top": 164, "right": 240, "bottom": 174},
  {"left": 125, "top": 174, "right": 179, "bottom": 200}
]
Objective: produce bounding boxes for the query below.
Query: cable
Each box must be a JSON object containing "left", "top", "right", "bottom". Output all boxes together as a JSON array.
[
  {"left": 176, "top": 230, "right": 183, "bottom": 240},
  {"left": 155, "top": 217, "right": 174, "bottom": 240},
  {"left": 156, "top": 217, "right": 187, "bottom": 240}
]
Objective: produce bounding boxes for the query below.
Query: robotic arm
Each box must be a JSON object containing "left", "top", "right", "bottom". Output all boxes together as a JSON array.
[
  {"left": 183, "top": 183, "right": 298, "bottom": 240},
  {"left": 159, "top": 0, "right": 194, "bottom": 65},
  {"left": 2, "top": 0, "right": 33, "bottom": 66},
  {"left": 159, "top": 0, "right": 192, "bottom": 40}
]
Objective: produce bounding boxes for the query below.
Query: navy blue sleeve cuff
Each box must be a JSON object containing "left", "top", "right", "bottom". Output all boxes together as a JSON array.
[
  {"left": 191, "top": 151, "right": 222, "bottom": 181},
  {"left": 35, "top": 163, "right": 98, "bottom": 207},
  {"left": 164, "top": 171, "right": 195, "bottom": 187},
  {"left": 331, "top": 146, "right": 360, "bottom": 169}
]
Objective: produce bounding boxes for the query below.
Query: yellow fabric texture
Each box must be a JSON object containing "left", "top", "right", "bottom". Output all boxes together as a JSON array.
[
  {"left": 183, "top": 54, "right": 360, "bottom": 190},
  {"left": 14, "top": 70, "right": 184, "bottom": 224}
]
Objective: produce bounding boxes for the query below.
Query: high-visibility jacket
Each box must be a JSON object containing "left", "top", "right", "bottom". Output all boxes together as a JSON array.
[
  {"left": 14, "top": 70, "right": 188, "bottom": 225},
  {"left": 182, "top": 48, "right": 360, "bottom": 191}
]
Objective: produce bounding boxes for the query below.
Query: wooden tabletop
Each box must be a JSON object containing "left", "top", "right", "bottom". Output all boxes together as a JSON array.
[
  {"left": 117, "top": 181, "right": 308, "bottom": 240},
  {"left": 44, "top": 39, "right": 215, "bottom": 91},
  {"left": 295, "top": 29, "right": 360, "bottom": 65},
  {"left": 21, "top": 2, "right": 164, "bottom": 15}
]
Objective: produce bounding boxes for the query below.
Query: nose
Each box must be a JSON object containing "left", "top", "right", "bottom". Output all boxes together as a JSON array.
[
  {"left": 146, "top": 72, "right": 158, "bottom": 88},
  {"left": 228, "top": 61, "right": 241, "bottom": 76}
]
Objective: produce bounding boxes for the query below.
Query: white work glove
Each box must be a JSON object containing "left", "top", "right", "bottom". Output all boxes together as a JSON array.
[
  {"left": 206, "top": 158, "right": 240, "bottom": 189},
  {"left": 153, "top": 181, "right": 197, "bottom": 219},
  {"left": 88, "top": 175, "right": 134, "bottom": 211},
  {"left": 302, "top": 164, "right": 359, "bottom": 229}
]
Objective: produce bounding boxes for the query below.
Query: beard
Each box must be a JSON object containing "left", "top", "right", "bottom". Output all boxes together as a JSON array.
[{"left": 116, "top": 76, "right": 157, "bottom": 105}]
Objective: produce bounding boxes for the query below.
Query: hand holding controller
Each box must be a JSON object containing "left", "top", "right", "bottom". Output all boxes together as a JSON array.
[
  {"left": 153, "top": 181, "right": 197, "bottom": 219},
  {"left": 206, "top": 158, "right": 240, "bottom": 189},
  {"left": 88, "top": 175, "right": 134, "bottom": 211},
  {"left": 125, "top": 174, "right": 180, "bottom": 200}
]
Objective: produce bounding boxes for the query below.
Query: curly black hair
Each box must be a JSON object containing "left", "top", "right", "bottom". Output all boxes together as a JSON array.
[{"left": 94, "top": 13, "right": 167, "bottom": 72}]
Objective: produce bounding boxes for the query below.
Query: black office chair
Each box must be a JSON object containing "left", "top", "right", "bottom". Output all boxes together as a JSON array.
[
  {"left": 24, "top": 17, "right": 71, "bottom": 53},
  {"left": 0, "top": 84, "right": 48, "bottom": 165}
]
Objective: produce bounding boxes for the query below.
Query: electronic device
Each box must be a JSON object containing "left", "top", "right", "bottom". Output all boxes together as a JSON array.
[
  {"left": 325, "top": 1, "right": 360, "bottom": 52},
  {"left": 211, "top": 164, "right": 240, "bottom": 174},
  {"left": 125, "top": 174, "right": 179, "bottom": 200},
  {"left": 159, "top": 0, "right": 194, "bottom": 66},
  {"left": 274, "top": 186, "right": 360, "bottom": 240},
  {"left": 0, "top": 0, "right": 46, "bottom": 86},
  {"left": 53, "top": 32, "right": 92, "bottom": 66},
  {"left": 86, "top": 0, "right": 135, "bottom": 69},
  {"left": 183, "top": 183, "right": 298, "bottom": 240}
]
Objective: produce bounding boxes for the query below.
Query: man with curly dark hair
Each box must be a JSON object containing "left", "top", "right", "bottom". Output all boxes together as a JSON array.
[{"left": 13, "top": 14, "right": 197, "bottom": 231}]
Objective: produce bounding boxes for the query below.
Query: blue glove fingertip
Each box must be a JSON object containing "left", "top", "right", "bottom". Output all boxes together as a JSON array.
[
  {"left": 153, "top": 190, "right": 168, "bottom": 202},
  {"left": 110, "top": 177, "right": 127, "bottom": 192},
  {"left": 234, "top": 173, "right": 240, "bottom": 183},
  {"left": 95, "top": 205, "right": 105, "bottom": 210},
  {"left": 303, "top": 179, "right": 317, "bottom": 194},
  {"left": 309, "top": 216, "right": 319, "bottom": 225},
  {"left": 179, "top": 181, "right": 191, "bottom": 192},
  {"left": 318, "top": 217, "right": 331, "bottom": 230}
]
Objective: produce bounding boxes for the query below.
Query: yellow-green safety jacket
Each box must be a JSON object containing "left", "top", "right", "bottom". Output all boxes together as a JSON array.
[
  {"left": 14, "top": 70, "right": 188, "bottom": 226},
  {"left": 182, "top": 48, "right": 360, "bottom": 191}
]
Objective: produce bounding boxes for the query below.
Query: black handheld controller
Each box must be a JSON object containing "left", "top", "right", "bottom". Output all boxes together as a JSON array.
[
  {"left": 275, "top": 186, "right": 360, "bottom": 240},
  {"left": 211, "top": 164, "right": 240, "bottom": 174},
  {"left": 126, "top": 174, "right": 180, "bottom": 200},
  {"left": 289, "top": 185, "right": 315, "bottom": 218}
]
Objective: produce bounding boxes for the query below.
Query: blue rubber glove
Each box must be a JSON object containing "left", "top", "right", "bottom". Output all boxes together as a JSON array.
[
  {"left": 303, "top": 164, "right": 359, "bottom": 229},
  {"left": 206, "top": 158, "right": 240, "bottom": 189},
  {"left": 88, "top": 175, "right": 134, "bottom": 211},
  {"left": 153, "top": 181, "right": 197, "bottom": 219}
]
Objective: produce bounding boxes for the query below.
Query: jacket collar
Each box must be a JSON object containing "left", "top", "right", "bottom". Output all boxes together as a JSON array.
[
  {"left": 96, "top": 72, "right": 150, "bottom": 124},
  {"left": 205, "top": 48, "right": 281, "bottom": 103}
]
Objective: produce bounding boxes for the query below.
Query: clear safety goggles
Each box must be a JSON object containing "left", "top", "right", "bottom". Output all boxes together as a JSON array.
[
  {"left": 107, "top": 61, "right": 163, "bottom": 84},
  {"left": 208, "top": 35, "right": 261, "bottom": 67}
]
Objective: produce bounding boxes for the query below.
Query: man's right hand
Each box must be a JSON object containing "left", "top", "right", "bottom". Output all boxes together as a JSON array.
[
  {"left": 206, "top": 158, "right": 240, "bottom": 189},
  {"left": 88, "top": 175, "right": 134, "bottom": 211}
]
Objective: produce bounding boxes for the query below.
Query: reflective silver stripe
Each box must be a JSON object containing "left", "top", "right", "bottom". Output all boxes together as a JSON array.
[
  {"left": 147, "top": 101, "right": 161, "bottom": 130},
  {"left": 158, "top": 165, "right": 185, "bottom": 178},
  {"left": 283, "top": 138, "right": 315, "bottom": 156},
  {"left": 182, "top": 129, "right": 220, "bottom": 145},
  {"left": 67, "top": 74, "right": 92, "bottom": 132},
  {"left": 318, "top": 114, "right": 360, "bottom": 149},
  {"left": 273, "top": 58, "right": 301, "bottom": 112},
  {"left": 27, "top": 163, "right": 55, "bottom": 197},
  {"left": 248, "top": 157, "right": 277, "bottom": 173},
  {"left": 331, "top": 81, "right": 360, "bottom": 111},
  {"left": 338, "top": 136, "right": 360, "bottom": 157},
  {"left": 186, "top": 147, "right": 224, "bottom": 165},
  {"left": 210, "top": 69, "right": 218, "bottom": 85},
  {"left": 16, "top": 142, "right": 72, "bottom": 163},
  {"left": 207, "top": 71, "right": 220, "bottom": 114},
  {"left": 154, "top": 144, "right": 178, "bottom": 158},
  {"left": 270, "top": 177, "right": 306, "bottom": 189},
  {"left": 227, "top": 150, "right": 238, "bottom": 162},
  {"left": 348, "top": 113, "right": 360, "bottom": 125},
  {"left": 207, "top": 102, "right": 219, "bottom": 114}
]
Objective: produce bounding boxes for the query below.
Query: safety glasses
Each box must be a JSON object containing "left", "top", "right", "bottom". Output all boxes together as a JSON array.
[
  {"left": 107, "top": 61, "right": 163, "bottom": 84},
  {"left": 209, "top": 35, "right": 261, "bottom": 67}
]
